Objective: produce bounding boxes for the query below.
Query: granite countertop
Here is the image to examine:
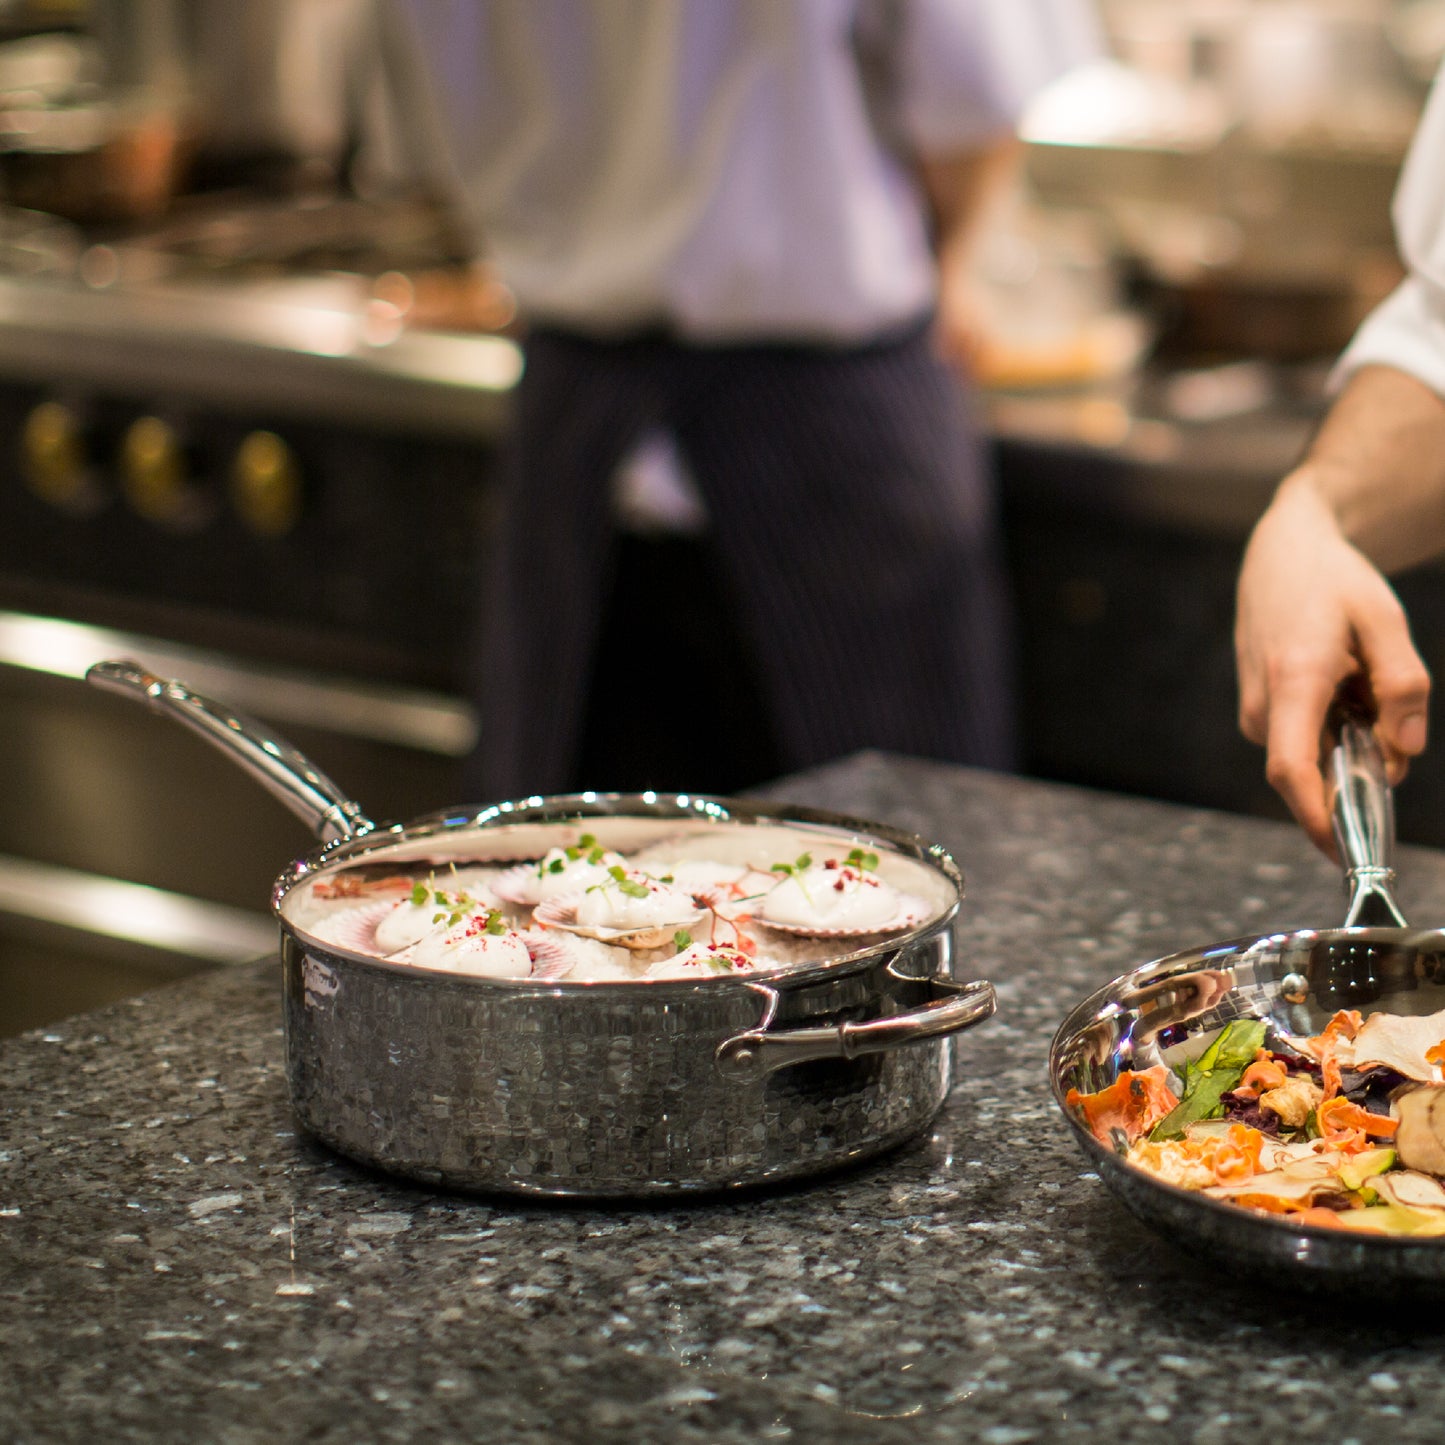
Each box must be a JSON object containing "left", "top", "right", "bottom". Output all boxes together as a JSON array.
[{"left": 5, "top": 753, "right": 1445, "bottom": 1443}]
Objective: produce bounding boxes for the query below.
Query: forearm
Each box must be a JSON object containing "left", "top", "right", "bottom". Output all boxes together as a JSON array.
[
  {"left": 915, "top": 133, "right": 1021, "bottom": 270},
  {"left": 915, "top": 134, "right": 1020, "bottom": 373},
  {"left": 1284, "top": 364, "right": 1445, "bottom": 573}
]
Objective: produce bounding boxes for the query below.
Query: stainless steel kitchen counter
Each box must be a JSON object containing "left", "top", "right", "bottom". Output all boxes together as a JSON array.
[{"left": 4, "top": 752, "right": 1443, "bottom": 1443}]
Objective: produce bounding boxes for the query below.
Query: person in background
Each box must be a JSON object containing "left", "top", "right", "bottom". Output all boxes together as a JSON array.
[
  {"left": 383, "top": 0, "right": 1102, "bottom": 800},
  {"left": 1234, "top": 58, "right": 1445, "bottom": 856}
]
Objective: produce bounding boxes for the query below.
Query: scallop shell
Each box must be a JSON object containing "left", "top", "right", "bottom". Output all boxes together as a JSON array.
[
  {"left": 755, "top": 895, "right": 931, "bottom": 938},
  {"left": 531, "top": 883, "right": 705, "bottom": 951},
  {"left": 754, "top": 904, "right": 929, "bottom": 939},
  {"left": 520, "top": 928, "right": 639, "bottom": 982},
  {"left": 303, "top": 899, "right": 403, "bottom": 957},
  {"left": 755, "top": 870, "right": 932, "bottom": 939}
]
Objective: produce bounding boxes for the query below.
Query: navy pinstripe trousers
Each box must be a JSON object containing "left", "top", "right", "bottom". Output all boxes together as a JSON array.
[{"left": 463, "top": 318, "right": 1018, "bottom": 799}]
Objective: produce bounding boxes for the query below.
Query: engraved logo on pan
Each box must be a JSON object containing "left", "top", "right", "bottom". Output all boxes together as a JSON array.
[{"left": 303, "top": 955, "right": 340, "bottom": 1009}]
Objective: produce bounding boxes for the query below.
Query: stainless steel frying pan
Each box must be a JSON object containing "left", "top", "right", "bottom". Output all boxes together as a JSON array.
[{"left": 1051, "top": 718, "right": 1445, "bottom": 1296}]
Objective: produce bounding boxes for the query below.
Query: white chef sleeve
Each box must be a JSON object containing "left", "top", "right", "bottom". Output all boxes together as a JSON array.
[
  {"left": 1332, "top": 278, "right": 1445, "bottom": 400},
  {"left": 1333, "top": 55, "right": 1445, "bottom": 398}
]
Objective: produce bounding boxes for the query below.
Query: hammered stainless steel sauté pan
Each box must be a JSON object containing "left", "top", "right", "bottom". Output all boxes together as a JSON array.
[
  {"left": 87, "top": 659, "right": 995, "bottom": 1198},
  {"left": 1051, "top": 717, "right": 1445, "bottom": 1297}
]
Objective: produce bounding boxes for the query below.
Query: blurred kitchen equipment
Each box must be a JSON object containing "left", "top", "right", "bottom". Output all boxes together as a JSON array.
[
  {"left": 969, "top": 187, "right": 1152, "bottom": 390},
  {"left": 86, "top": 659, "right": 996, "bottom": 1198},
  {"left": 1027, "top": 0, "right": 1425, "bottom": 358},
  {"left": 0, "top": 2, "right": 190, "bottom": 222}
]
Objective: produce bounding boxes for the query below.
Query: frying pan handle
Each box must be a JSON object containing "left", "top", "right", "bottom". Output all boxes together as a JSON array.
[
  {"left": 713, "top": 977, "right": 995, "bottom": 1084},
  {"left": 1330, "top": 709, "right": 1408, "bottom": 928},
  {"left": 86, "top": 659, "right": 376, "bottom": 844}
]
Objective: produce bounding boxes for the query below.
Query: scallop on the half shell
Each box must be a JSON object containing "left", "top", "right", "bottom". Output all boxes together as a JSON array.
[
  {"left": 533, "top": 870, "right": 705, "bottom": 949},
  {"left": 305, "top": 898, "right": 403, "bottom": 956},
  {"left": 645, "top": 941, "right": 759, "bottom": 980},
  {"left": 492, "top": 840, "right": 627, "bottom": 906},
  {"left": 409, "top": 911, "right": 534, "bottom": 979},
  {"left": 757, "top": 861, "right": 928, "bottom": 938}
]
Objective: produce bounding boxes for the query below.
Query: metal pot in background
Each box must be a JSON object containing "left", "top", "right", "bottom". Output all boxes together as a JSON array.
[{"left": 87, "top": 659, "right": 996, "bottom": 1198}]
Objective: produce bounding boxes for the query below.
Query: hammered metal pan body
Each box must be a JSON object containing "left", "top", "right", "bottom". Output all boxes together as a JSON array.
[
  {"left": 274, "top": 796, "right": 980, "bottom": 1197},
  {"left": 283, "top": 912, "right": 959, "bottom": 1197}
]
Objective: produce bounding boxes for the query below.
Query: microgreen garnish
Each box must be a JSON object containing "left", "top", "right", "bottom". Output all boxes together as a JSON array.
[
  {"left": 769, "top": 852, "right": 813, "bottom": 879},
  {"left": 846, "top": 847, "right": 880, "bottom": 873},
  {"left": 537, "top": 833, "right": 607, "bottom": 878},
  {"left": 607, "top": 865, "right": 652, "bottom": 899},
  {"left": 673, "top": 929, "right": 693, "bottom": 950},
  {"left": 410, "top": 876, "right": 494, "bottom": 929},
  {"left": 707, "top": 947, "right": 749, "bottom": 973}
]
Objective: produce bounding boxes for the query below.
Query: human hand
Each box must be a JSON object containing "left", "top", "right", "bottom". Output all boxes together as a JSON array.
[
  {"left": 1235, "top": 479, "right": 1430, "bottom": 855},
  {"left": 930, "top": 261, "right": 988, "bottom": 381}
]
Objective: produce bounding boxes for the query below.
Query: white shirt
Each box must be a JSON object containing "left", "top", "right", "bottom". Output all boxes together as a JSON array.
[
  {"left": 388, "top": 0, "right": 1100, "bottom": 342},
  {"left": 1336, "top": 59, "right": 1445, "bottom": 393}
]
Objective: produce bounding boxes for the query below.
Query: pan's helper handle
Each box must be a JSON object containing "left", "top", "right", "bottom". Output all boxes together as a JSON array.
[
  {"left": 714, "top": 978, "right": 995, "bottom": 1084},
  {"left": 1330, "top": 710, "right": 1408, "bottom": 928},
  {"left": 85, "top": 659, "right": 375, "bottom": 844}
]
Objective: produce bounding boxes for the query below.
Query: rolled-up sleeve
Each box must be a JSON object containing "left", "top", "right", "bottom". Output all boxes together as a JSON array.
[
  {"left": 886, "top": 0, "right": 1104, "bottom": 150},
  {"left": 1333, "top": 277, "right": 1445, "bottom": 399}
]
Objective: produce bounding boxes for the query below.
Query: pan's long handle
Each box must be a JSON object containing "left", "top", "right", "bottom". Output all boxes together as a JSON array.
[
  {"left": 1330, "top": 711, "right": 1408, "bottom": 928},
  {"left": 86, "top": 659, "right": 375, "bottom": 844}
]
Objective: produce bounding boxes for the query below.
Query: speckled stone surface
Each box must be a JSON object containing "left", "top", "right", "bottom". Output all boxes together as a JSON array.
[{"left": 6, "top": 753, "right": 1445, "bottom": 1443}]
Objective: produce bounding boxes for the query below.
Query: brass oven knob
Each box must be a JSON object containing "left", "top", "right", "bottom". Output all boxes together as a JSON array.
[
  {"left": 22, "top": 400, "right": 92, "bottom": 510},
  {"left": 121, "top": 415, "right": 199, "bottom": 527},
  {"left": 230, "top": 430, "right": 301, "bottom": 538}
]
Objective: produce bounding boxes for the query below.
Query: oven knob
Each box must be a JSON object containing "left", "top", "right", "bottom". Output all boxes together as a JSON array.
[
  {"left": 21, "top": 400, "right": 96, "bottom": 511},
  {"left": 120, "top": 416, "right": 206, "bottom": 528},
  {"left": 230, "top": 430, "right": 301, "bottom": 538}
]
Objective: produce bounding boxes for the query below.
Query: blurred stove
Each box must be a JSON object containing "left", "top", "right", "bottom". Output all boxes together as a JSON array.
[{"left": 0, "top": 192, "right": 530, "bottom": 1035}]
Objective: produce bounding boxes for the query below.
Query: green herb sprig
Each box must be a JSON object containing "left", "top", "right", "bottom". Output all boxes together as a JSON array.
[
  {"left": 410, "top": 877, "right": 506, "bottom": 932},
  {"left": 586, "top": 864, "right": 651, "bottom": 900},
  {"left": 541, "top": 832, "right": 607, "bottom": 876},
  {"left": 769, "top": 852, "right": 813, "bottom": 880}
]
